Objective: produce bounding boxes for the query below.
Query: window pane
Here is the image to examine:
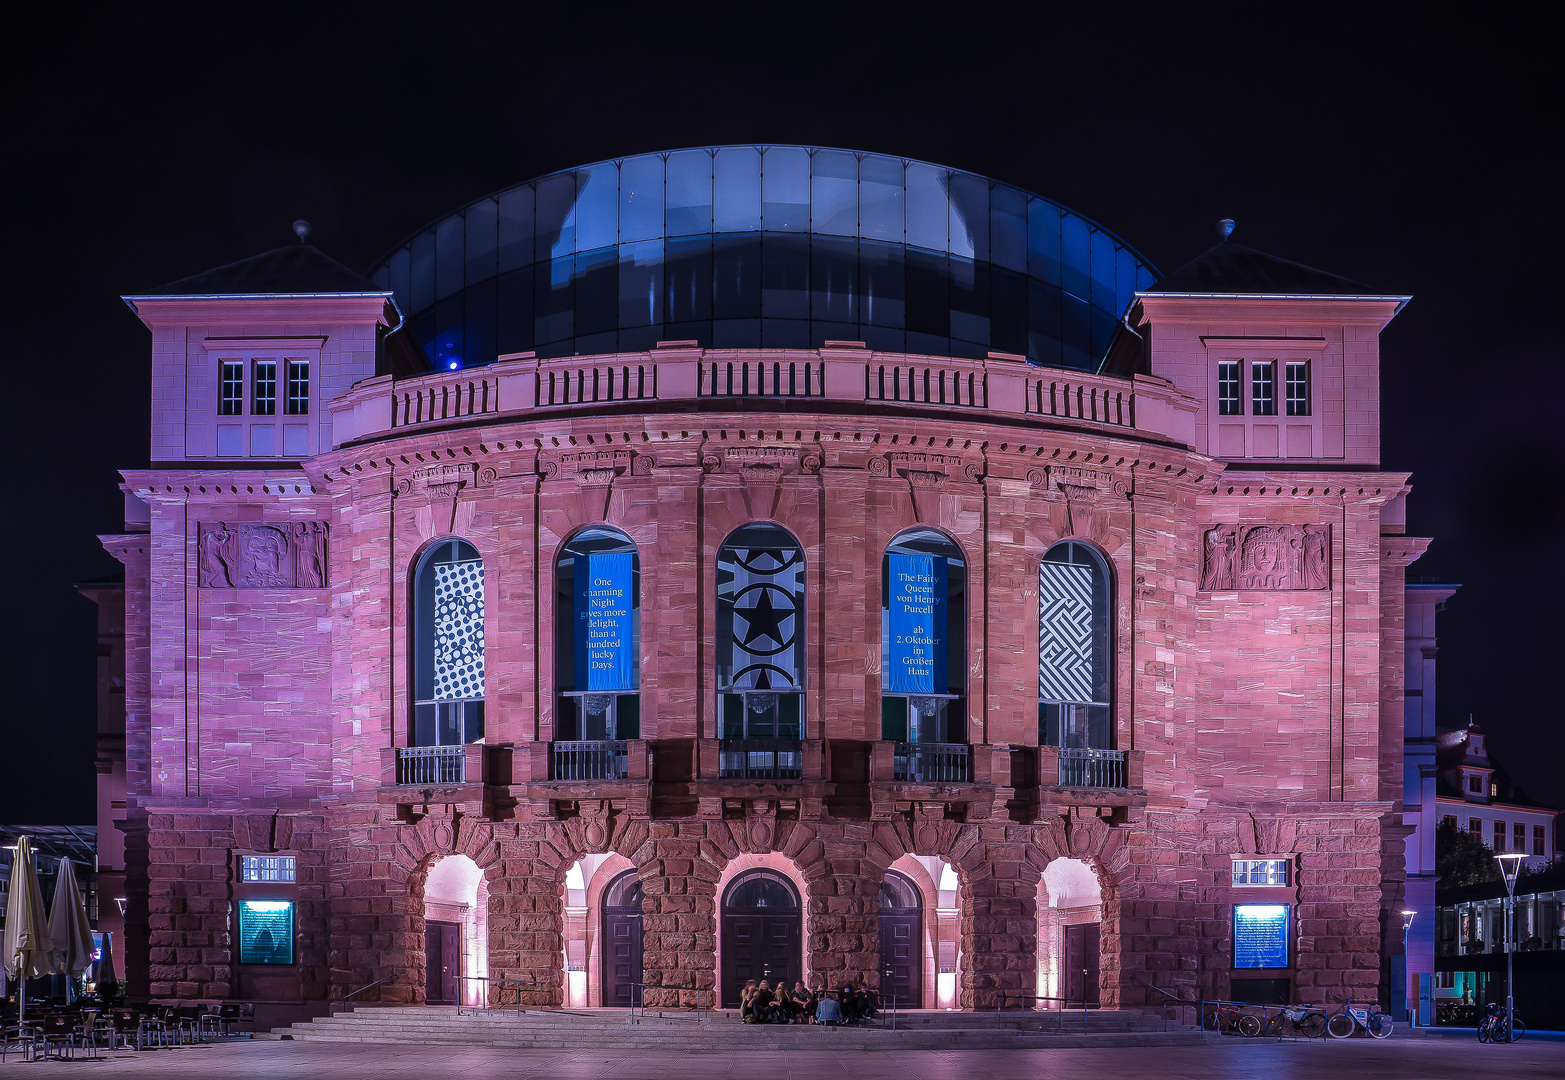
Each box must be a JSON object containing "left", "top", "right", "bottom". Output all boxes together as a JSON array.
[
  {"left": 497, "top": 186, "right": 536, "bottom": 272},
  {"left": 990, "top": 185, "right": 1027, "bottom": 272},
  {"left": 713, "top": 146, "right": 761, "bottom": 232},
  {"left": 574, "top": 247, "right": 617, "bottom": 338},
  {"left": 664, "top": 236, "right": 711, "bottom": 323},
  {"left": 436, "top": 214, "right": 465, "bottom": 301},
  {"left": 905, "top": 162, "right": 947, "bottom": 251},
  {"left": 285, "top": 360, "right": 309, "bottom": 415},
  {"left": 761, "top": 234, "right": 809, "bottom": 319},
  {"left": 619, "top": 154, "right": 665, "bottom": 243},
  {"left": 1028, "top": 200, "right": 1062, "bottom": 285},
  {"left": 535, "top": 172, "right": 577, "bottom": 262},
  {"left": 1060, "top": 214, "right": 1091, "bottom": 301},
  {"left": 252, "top": 360, "right": 276, "bottom": 415},
  {"left": 713, "top": 235, "right": 761, "bottom": 320},
  {"left": 1252, "top": 361, "right": 1276, "bottom": 416},
  {"left": 574, "top": 163, "right": 618, "bottom": 252},
  {"left": 666, "top": 150, "right": 713, "bottom": 236},
  {"left": 859, "top": 154, "right": 904, "bottom": 242},
  {"left": 949, "top": 171, "right": 987, "bottom": 260},
  {"left": 811, "top": 149, "right": 859, "bottom": 237},
  {"left": 465, "top": 199, "right": 498, "bottom": 284},
  {"left": 220, "top": 361, "right": 244, "bottom": 415},
  {"left": 411, "top": 230, "right": 436, "bottom": 312},
  {"left": 761, "top": 146, "right": 810, "bottom": 233},
  {"left": 619, "top": 239, "right": 663, "bottom": 328},
  {"left": 811, "top": 236, "right": 857, "bottom": 324}
]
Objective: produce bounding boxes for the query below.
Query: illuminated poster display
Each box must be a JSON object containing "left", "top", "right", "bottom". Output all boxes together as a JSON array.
[
  {"left": 1233, "top": 904, "right": 1290, "bottom": 969},
  {"left": 887, "top": 553, "right": 946, "bottom": 694},
  {"left": 575, "top": 552, "right": 633, "bottom": 691},
  {"left": 238, "top": 900, "right": 295, "bottom": 965}
]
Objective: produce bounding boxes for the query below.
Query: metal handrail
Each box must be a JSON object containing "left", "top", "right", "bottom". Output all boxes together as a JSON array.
[
  {"left": 893, "top": 741, "right": 970, "bottom": 782},
  {"left": 628, "top": 983, "right": 714, "bottom": 1023},
  {"left": 396, "top": 745, "right": 465, "bottom": 785},
  {"left": 1126, "top": 974, "right": 1188, "bottom": 1030},
  {"left": 994, "top": 992, "right": 1099, "bottom": 1033},
  {"left": 454, "top": 974, "right": 541, "bottom": 1017},
  {"left": 1057, "top": 747, "right": 1127, "bottom": 788},
  {"left": 333, "top": 968, "right": 406, "bottom": 1013},
  {"left": 718, "top": 738, "right": 803, "bottom": 780},
  {"left": 552, "top": 739, "right": 629, "bottom": 781}
]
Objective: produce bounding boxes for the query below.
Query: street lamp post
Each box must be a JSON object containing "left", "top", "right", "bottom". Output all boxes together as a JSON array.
[{"left": 1494, "top": 852, "right": 1526, "bottom": 1044}]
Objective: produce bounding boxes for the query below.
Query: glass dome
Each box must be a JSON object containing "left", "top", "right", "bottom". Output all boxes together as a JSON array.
[{"left": 370, "top": 146, "right": 1157, "bottom": 373}]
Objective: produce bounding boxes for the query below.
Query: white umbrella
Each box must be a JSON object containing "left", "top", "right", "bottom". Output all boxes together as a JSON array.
[
  {"left": 48, "top": 857, "right": 96, "bottom": 988},
  {"left": 3, "top": 836, "right": 54, "bottom": 1027}
]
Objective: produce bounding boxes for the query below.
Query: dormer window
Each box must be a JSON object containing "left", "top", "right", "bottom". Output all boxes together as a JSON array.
[
  {"left": 1217, "top": 361, "right": 1242, "bottom": 416},
  {"left": 1285, "top": 361, "right": 1311, "bottom": 416},
  {"left": 1490, "top": 782, "right": 1498, "bottom": 797},
  {"left": 1468, "top": 774, "right": 1482, "bottom": 793},
  {"left": 285, "top": 360, "right": 310, "bottom": 415},
  {"left": 1251, "top": 361, "right": 1276, "bottom": 416},
  {"left": 252, "top": 360, "right": 277, "bottom": 415},
  {"left": 219, "top": 361, "right": 244, "bottom": 415}
]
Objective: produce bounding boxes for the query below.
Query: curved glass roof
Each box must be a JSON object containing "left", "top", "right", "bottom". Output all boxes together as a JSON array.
[{"left": 370, "top": 146, "right": 1157, "bottom": 372}]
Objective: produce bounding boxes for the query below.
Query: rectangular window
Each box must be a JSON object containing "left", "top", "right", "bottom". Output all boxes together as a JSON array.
[
  {"left": 285, "top": 360, "right": 310, "bottom": 415},
  {"left": 1469, "top": 818, "right": 1482, "bottom": 837},
  {"left": 219, "top": 361, "right": 244, "bottom": 415},
  {"left": 240, "top": 855, "right": 296, "bottom": 883},
  {"left": 1442, "top": 815, "right": 1458, "bottom": 831},
  {"left": 1469, "top": 774, "right": 1482, "bottom": 792},
  {"left": 1285, "top": 361, "right": 1310, "bottom": 416},
  {"left": 1232, "top": 858, "right": 1291, "bottom": 887},
  {"left": 252, "top": 360, "right": 277, "bottom": 415},
  {"left": 1536, "top": 825, "right": 1546, "bottom": 856},
  {"left": 236, "top": 900, "right": 294, "bottom": 965},
  {"left": 1516, "top": 822, "right": 1527, "bottom": 852},
  {"left": 1217, "top": 361, "right": 1242, "bottom": 416},
  {"left": 1251, "top": 361, "right": 1276, "bottom": 416},
  {"left": 1233, "top": 904, "right": 1290, "bottom": 969},
  {"left": 1494, "top": 820, "right": 1506, "bottom": 851}
]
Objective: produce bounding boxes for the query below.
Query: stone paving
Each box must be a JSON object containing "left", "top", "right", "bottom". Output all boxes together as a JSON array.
[{"left": 3, "top": 1037, "right": 1563, "bottom": 1079}]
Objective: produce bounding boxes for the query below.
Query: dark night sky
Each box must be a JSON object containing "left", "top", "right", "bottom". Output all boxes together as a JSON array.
[{"left": 3, "top": 6, "right": 1559, "bottom": 823}]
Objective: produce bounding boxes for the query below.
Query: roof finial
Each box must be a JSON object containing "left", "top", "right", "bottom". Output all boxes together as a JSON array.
[
  {"left": 1217, "top": 219, "right": 1235, "bottom": 242},
  {"left": 292, "top": 219, "right": 313, "bottom": 243}
]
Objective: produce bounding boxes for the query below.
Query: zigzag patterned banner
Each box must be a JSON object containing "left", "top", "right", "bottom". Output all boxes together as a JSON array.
[{"left": 1039, "top": 561, "right": 1095, "bottom": 704}]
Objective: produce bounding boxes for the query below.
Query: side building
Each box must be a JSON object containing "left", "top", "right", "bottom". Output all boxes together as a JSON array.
[{"left": 92, "top": 146, "right": 1428, "bottom": 1026}]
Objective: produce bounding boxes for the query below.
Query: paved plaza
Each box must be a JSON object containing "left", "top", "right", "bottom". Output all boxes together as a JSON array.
[{"left": 3, "top": 1037, "right": 1563, "bottom": 1079}]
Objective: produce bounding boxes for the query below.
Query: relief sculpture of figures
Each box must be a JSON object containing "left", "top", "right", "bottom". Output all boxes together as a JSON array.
[
  {"left": 199, "top": 521, "right": 329, "bottom": 588},
  {"left": 1201, "top": 523, "right": 1330, "bottom": 591},
  {"left": 1200, "top": 524, "right": 1238, "bottom": 590}
]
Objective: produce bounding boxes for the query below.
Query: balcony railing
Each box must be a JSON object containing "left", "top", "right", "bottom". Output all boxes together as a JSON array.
[
  {"left": 893, "top": 742, "right": 970, "bottom": 783},
  {"left": 1056, "top": 747, "right": 1127, "bottom": 788},
  {"left": 718, "top": 738, "right": 803, "bottom": 780},
  {"left": 396, "top": 745, "right": 466, "bottom": 785},
  {"left": 552, "top": 739, "right": 629, "bottom": 781}
]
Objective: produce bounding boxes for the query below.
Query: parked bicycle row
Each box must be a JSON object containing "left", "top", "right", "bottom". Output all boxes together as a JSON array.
[{"left": 1200, "top": 999, "right": 1394, "bottom": 1039}]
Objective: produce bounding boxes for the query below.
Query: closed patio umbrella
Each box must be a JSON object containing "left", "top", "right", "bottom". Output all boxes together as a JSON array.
[
  {"left": 48, "top": 857, "right": 95, "bottom": 991},
  {"left": 3, "top": 836, "right": 54, "bottom": 1027}
]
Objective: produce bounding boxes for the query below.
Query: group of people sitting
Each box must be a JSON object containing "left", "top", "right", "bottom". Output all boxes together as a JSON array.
[{"left": 739, "top": 979, "right": 880, "bottom": 1025}]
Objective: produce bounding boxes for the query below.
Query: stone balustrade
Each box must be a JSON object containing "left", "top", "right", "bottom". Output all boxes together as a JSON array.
[{"left": 329, "top": 344, "right": 1198, "bottom": 449}]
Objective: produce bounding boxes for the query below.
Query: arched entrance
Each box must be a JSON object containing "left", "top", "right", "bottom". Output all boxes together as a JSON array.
[
  {"left": 422, "top": 853, "right": 488, "bottom": 1007},
  {"left": 720, "top": 869, "right": 801, "bottom": 1006},
  {"left": 1037, "top": 857, "right": 1102, "bottom": 1009},
  {"left": 878, "top": 871, "right": 922, "bottom": 1008},
  {"left": 601, "top": 870, "right": 644, "bottom": 1007}
]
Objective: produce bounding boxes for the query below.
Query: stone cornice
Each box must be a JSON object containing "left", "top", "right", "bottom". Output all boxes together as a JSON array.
[
  {"left": 120, "top": 468, "right": 319, "bottom": 502},
  {"left": 1381, "top": 535, "right": 1434, "bottom": 567}
]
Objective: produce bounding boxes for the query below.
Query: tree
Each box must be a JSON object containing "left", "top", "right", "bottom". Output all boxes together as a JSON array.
[{"left": 1436, "top": 818, "right": 1501, "bottom": 888}]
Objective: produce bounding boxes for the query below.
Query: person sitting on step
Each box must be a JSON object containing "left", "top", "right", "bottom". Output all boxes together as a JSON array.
[
  {"left": 816, "top": 991, "right": 843, "bottom": 1026},
  {"left": 754, "top": 980, "right": 775, "bottom": 1023},
  {"left": 791, "top": 981, "right": 815, "bottom": 1024},
  {"left": 838, "top": 982, "right": 861, "bottom": 1023},
  {"left": 740, "top": 979, "right": 759, "bottom": 1023}
]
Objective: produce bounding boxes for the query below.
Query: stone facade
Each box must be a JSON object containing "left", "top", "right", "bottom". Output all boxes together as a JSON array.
[{"left": 96, "top": 239, "right": 1426, "bottom": 1025}]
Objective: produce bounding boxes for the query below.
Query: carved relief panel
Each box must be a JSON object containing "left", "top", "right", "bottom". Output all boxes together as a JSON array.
[
  {"left": 198, "top": 521, "right": 328, "bottom": 588},
  {"left": 1200, "top": 523, "right": 1329, "bottom": 591}
]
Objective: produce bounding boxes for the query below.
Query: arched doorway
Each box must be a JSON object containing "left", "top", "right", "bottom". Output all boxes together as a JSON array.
[
  {"left": 720, "top": 869, "right": 801, "bottom": 1006},
  {"left": 601, "top": 870, "right": 644, "bottom": 1007},
  {"left": 1037, "top": 857, "right": 1102, "bottom": 1009},
  {"left": 878, "top": 871, "right": 922, "bottom": 1008},
  {"left": 423, "top": 853, "right": 488, "bottom": 1007}
]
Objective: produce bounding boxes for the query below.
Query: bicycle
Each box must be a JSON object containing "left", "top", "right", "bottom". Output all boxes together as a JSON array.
[
  {"left": 1326, "top": 1003, "right": 1393, "bottom": 1039},
  {"left": 1203, "top": 1003, "right": 1262, "bottom": 1037},
  {"left": 1476, "top": 1003, "right": 1526, "bottom": 1042},
  {"left": 1263, "top": 1004, "right": 1327, "bottom": 1038}
]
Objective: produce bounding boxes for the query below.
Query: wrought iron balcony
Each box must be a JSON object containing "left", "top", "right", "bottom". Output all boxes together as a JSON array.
[
  {"left": 396, "top": 745, "right": 466, "bottom": 785},
  {"left": 893, "top": 741, "right": 970, "bottom": 783},
  {"left": 1056, "top": 747, "right": 1127, "bottom": 788},
  {"left": 718, "top": 738, "right": 803, "bottom": 780},
  {"left": 552, "top": 739, "right": 629, "bottom": 781}
]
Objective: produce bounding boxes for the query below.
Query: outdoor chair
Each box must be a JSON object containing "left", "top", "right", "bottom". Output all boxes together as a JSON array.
[
  {"left": 108, "top": 1009, "right": 142, "bottom": 1050},
  {"left": 36, "top": 1014, "right": 82, "bottom": 1060},
  {"left": 213, "top": 1001, "right": 244, "bottom": 1036}
]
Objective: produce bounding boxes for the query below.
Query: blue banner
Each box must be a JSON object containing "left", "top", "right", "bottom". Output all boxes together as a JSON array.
[
  {"left": 576, "top": 552, "right": 634, "bottom": 691},
  {"left": 887, "top": 553, "right": 946, "bottom": 694}
]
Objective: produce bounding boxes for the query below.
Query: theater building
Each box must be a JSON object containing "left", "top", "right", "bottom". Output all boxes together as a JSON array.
[{"left": 95, "top": 145, "right": 1427, "bottom": 1024}]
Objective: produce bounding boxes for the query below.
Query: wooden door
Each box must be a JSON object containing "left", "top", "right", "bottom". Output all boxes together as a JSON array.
[
  {"left": 1063, "top": 923, "right": 1100, "bottom": 1007},
  {"left": 878, "top": 912, "right": 921, "bottom": 1008},
  {"left": 425, "top": 920, "right": 460, "bottom": 1005},
  {"left": 603, "top": 908, "right": 643, "bottom": 1007},
  {"left": 722, "top": 915, "right": 801, "bottom": 1006}
]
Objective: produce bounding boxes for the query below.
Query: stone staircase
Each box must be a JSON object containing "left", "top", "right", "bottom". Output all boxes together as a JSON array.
[{"left": 268, "top": 1005, "right": 1218, "bottom": 1050}]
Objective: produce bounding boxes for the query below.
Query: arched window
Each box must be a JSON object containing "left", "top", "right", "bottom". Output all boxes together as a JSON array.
[
  {"left": 1038, "top": 540, "right": 1112, "bottom": 749},
  {"left": 412, "top": 538, "right": 485, "bottom": 747},
  {"left": 555, "top": 527, "right": 640, "bottom": 741},
  {"left": 716, "top": 523, "right": 805, "bottom": 743},
  {"left": 881, "top": 528, "right": 967, "bottom": 744}
]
